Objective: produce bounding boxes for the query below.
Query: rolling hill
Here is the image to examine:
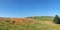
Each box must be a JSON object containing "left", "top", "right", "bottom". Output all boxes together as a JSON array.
[
  {"left": 0, "top": 16, "right": 60, "bottom": 30},
  {"left": 26, "top": 16, "right": 54, "bottom": 21}
]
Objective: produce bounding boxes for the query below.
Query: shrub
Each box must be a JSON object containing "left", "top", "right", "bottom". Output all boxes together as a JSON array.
[{"left": 12, "top": 21, "right": 15, "bottom": 24}]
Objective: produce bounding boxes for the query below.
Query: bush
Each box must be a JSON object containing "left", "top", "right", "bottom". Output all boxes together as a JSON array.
[{"left": 12, "top": 21, "right": 15, "bottom": 24}]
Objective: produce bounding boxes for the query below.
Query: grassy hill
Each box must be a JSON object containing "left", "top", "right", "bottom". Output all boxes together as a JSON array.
[
  {"left": 0, "top": 16, "right": 60, "bottom": 30},
  {"left": 26, "top": 16, "right": 54, "bottom": 21}
]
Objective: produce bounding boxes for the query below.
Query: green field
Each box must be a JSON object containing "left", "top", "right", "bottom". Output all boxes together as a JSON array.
[
  {"left": 26, "top": 16, "right": 54, "bottom": 21},
  {"left": 0, "top": 16, "right": 60, "bottom": 30}
]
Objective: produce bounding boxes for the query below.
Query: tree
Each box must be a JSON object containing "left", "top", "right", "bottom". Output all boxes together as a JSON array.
[{"left": 53, "top": 15, "right": 60, "bottom": 24}]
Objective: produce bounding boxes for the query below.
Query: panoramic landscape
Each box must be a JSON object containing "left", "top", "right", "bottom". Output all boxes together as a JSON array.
[
  {"left": 0, "top": 16, "right": 60, "bottom": 30},
  {"left": 0, "top": 0, "right": 60, "bottom": 30}
]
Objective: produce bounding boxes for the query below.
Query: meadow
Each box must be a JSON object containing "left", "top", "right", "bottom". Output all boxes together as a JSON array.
[{"left": 0, "top": 16, "right": 60, "bottom": 30}]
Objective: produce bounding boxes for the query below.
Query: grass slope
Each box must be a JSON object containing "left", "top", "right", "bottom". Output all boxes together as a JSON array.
[
  {"left": 0, "top": 16, "right": 60, "bottom": 30},
  {"left": 26, "top": 16, "right": 54, "bottom": 21}
]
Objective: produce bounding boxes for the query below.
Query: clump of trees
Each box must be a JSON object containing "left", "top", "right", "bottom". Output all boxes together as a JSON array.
[{"left": 53, "top": 15, "right": 60, "bottom": 24}]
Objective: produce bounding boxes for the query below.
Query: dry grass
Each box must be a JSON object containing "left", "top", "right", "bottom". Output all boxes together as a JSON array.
[{"left": 0, "top": 18, "right": 60, "bottom": 30}]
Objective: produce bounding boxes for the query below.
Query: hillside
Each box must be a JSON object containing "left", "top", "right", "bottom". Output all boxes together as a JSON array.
[
  {"left": 26, "top": 16, "right": 54, "bottom": 21},
  {"left": 0, "top": 16, "right": 60, "bottom": 30}
]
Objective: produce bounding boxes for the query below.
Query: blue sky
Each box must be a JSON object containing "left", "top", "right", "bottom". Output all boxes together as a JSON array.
[{"left": 0, "top": 0, "right": 60, "bottom": 17}]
